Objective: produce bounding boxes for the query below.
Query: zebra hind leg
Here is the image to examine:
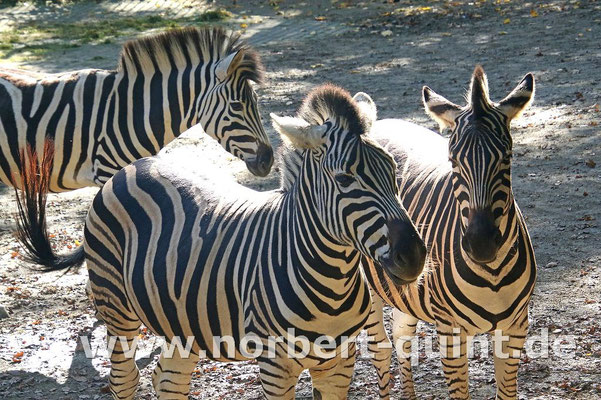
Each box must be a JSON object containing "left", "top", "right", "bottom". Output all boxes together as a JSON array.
[
  {"left": 258, "top": 349, "right": 304, "bottom": 400},
  {"left": 309, "top": 341, "right": 357, "bottom": 399},
  {"left": 152, "top": 346, "right": 200, "bottom": 399},
  {"left": 89, "top": 272, "right": 142, "bottom": 399},
  {"left": 391, "top": 309, "right": 419, "bottom": 400},
  {"left": 364, "top": 295, "right": 393, "bottom": 399}
]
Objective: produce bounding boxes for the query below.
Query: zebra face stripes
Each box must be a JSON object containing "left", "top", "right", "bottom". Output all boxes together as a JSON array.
[
  {"left": 272, "top": 87, "right": 425, "bottom": 283},
  {"left": 196, "top": 51, "right": 273, "bottom": 176},
  {"left": 424, "top": 65, "right": 534, "bottom": 263}
]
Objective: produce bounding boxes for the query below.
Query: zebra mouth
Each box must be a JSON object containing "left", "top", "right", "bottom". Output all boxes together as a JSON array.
[
  {"left": 244, "top": 143, "right": 274, "bottom": 177},
  {"left": 379, "top": 256, "right": 419, "bottom": 286}
]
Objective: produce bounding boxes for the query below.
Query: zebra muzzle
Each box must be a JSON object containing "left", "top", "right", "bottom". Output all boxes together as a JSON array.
[
  {"left": 380, "top": 219, "right": 427, "bottom": 285},
  {"left": 245, "top": 142, "right": 274, "bottom": 177},
  {"left": 463, "top": 209, "right": 503, "bottom": 263}
]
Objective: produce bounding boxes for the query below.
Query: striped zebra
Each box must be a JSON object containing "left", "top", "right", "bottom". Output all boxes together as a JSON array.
[
  {"left": 20, "top": 85, "right": 426, "bottom": 399},
  {"left": 362, "top": 66, "right": 537, "bottom": 399},
  {"left": 1, "top": 26, "right": 273, "bottom": 190},
  {"left": 5, "top": 26, "right": 274, "bottom": 269}
]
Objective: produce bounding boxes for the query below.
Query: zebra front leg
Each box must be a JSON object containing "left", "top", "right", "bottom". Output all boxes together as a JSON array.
[
  {"left": 438, "top": 325, "right": 470, "bottom": 400},
  {"left": 391, "top": 309, "right": 418, "bottom": 400},
  {"left": 492, "top": 323, "right": 528, "bottom": 399},
  {"left": 364, "top": 295, "right": 392, "bottom": 399},
  {"left": 309, "top": 341, "right": 357, "bottom": 399},
  {"left": 152, "top": 344, "right": 200, "bottom": 399}
]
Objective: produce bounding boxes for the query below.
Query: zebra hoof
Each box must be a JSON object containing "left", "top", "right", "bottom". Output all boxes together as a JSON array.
[{"left": 0, "top": 305, "right": 9, "bottom": 320}]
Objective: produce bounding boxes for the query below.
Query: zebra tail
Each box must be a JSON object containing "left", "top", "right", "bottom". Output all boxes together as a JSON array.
[{"left": 13, "top": 140, "right": 85, "bottom": 272}]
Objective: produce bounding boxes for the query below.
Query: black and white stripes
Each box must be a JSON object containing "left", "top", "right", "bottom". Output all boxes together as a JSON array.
[
  {"left": 26, "top": 85, "right": 425, "bottom": 399},
  {"left": 0, "top": 26, "right": 272, "bottom": 193},
  {"left": 363, "top": 66, "right": 537, "bottom": 400}
]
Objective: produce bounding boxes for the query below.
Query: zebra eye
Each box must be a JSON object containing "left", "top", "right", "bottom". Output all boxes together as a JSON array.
[
  {"left": 448, "top": 158, "right": 458, "bottom": 168},
  {"left": 335, "top": 173, "right": 355, "bottom": 188},
  {"left": 231, "top": 102, "right": 243, "bottom": 112}
]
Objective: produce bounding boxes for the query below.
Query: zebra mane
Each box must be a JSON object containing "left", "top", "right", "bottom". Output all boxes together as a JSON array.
[
  {"left": 279, "top": 85, "right": 370, "bottom": 192},
  {"left": 278, "top": 143, "right": 304, "bottom": 192},
  {"left": 298, "top": 84, "right": 370, "bottom": 136},
  {"left": 118, "top": 26, "right": 264, "bottom": 83}
]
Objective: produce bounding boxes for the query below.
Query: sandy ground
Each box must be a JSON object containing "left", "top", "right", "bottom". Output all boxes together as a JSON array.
[{"left": 1, "top": 0, "right": 600, "bottom": 399}]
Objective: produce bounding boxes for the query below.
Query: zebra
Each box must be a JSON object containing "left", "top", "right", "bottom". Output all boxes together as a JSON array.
[
  {"left": 362, "top": 66, "right": 537, "bottom": 399},
  {"left": 1, "top": 26, "right": 273, "bottom": 190},
  {"left": 19, "top": 85, "right": 427, "bottom": 399},
  {"left": 4, "top": 26, "right": 274, "bottom": 269}
]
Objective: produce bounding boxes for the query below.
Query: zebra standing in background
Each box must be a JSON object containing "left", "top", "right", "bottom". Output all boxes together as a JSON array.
[
  {"left": 5, "top": 26, "right": 274, "bottom": 269},
  {"left": 22, "top": 85, "right": 426, "bottom": 399},
  {"left": 363, "top": 66, "right": 537, "bottom": 400},
  {"left": 1, "top": 27, "right": 273, "bottom": 190}
]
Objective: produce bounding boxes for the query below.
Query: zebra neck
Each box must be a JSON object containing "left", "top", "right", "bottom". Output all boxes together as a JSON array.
[
  {"left": 283, "top": 184, "right": 363, "bottom": 291},
  {"left": 110, "top": 65, "right": 203, "bottom": 157}
]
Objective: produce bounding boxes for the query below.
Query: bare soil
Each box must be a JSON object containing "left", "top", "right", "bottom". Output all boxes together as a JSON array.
[{"left": 1, "top": 1, "right": 600, "bottom": 399}]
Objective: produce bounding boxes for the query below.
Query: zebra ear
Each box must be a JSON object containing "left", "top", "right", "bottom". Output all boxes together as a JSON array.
[
  {"left": 270, "top": 113, "right": 327, "bottom": 149},
  {"left": 423, "top": 86, "right": 462, "bottom": 133},
  {"left": 353, "top": 92, "right": 377, "bottom": 133},
  {"left": 498, "top": 73, "right": 535, "bottom": 121},
  {"left": 216, "top": 50, "right": 245, "bottom": 81},
  {"left": 469, "top": 65, "right": 491, "bottom": 113}
]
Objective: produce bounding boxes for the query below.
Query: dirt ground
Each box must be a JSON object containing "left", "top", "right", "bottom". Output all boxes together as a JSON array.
[{"left": 1, "top": 0, "right": 600, "bottom": 399}]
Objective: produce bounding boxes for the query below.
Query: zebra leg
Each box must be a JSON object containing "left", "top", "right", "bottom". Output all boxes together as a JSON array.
[
  {"left": 492, "top": 323, "right": 528, "bottom": 400},
  {"left": 391, "top": 309, "right": 418, "bottom": 400},
  {"left": 364, "top": 295, "right": 392, "bottom": 399},
  {"left": 310, "top": 342, "right": 357, "bottom": 399},
  {"left": 437, "top": 325, "right": 470, "bottom": 400},
  {"left": 152, "top": 346, "right": 200, "bottom": 399},
  {"left": 258, "top": 356, "right": 304, "bottom": 400},
  {"left": 90, "top": 280, "right": 142, "bottom": 399}
]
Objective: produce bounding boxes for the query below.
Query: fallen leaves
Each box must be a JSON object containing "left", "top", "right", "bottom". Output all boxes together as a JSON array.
[{"left": 12, "top": 351, "right": 24, "bottom": 363}]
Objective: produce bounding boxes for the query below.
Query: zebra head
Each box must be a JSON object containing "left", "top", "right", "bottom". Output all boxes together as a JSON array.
[
  {"left": 423, "top": 65, "right": 535, "bottom": 263},
  {"left": 199, "top": 46, "right": 273, "bottom": 177},
  {"left": 271, "top": 85, "right": 426, "bottom": 284}
]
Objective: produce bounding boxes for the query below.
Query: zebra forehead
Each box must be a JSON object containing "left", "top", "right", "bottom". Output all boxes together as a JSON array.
[
  {"left": 118, "top": 27, "right": 264, "bottom": 84},
  {"left": 297, "top": 84, "right": 370, "bottom": 137},
  {"left": 454, "top": 112, "right": 511, "bottom": 143}
]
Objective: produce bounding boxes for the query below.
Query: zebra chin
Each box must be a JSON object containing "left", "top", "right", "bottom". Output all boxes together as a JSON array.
[{"left": 379, "top": 256, "right": 424, "bottom": 285}]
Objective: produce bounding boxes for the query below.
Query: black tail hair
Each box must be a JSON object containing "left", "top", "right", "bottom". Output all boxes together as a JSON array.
[{"left": 13, "top": 140, "right": 85, "bottom": 272}]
